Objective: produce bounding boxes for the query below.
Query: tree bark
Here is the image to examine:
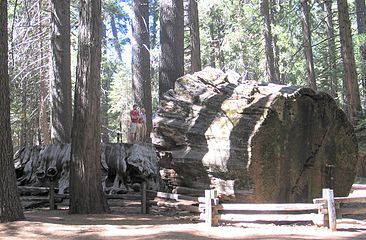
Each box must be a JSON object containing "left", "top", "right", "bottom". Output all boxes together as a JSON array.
[
  {"left": 209, "top": 22, "right": 216, "bottom": 68},
  {"left": 70, "top": 0, "right": 109, "bottom": 214},
  {"left": 110, "top": 14, "right": 122, "bottom": 61},
  {"left": 356, "top": 0, "right": 366, "bottom": 104},
  {"left": 132, "top": 0, "right": 152, "bottom": 141},
  {"left": 0, "top": 0, "right": 25, "bottom": 222},
  {"left": 301, "top": 0, "right": 317, "bottom": 90},
  {"left": 50, "top": 0, "right": 72, "bottom": 144},
  {"left": 39, "top": 0, "right": 49, "bottom": 145},
  {"left": 189, "top": 0, "right": 201, "bottom": 73},
  {"left": 356, "top": 0, "right": 366, "bottom": 34},
  {"left": 159, "top": 0, "right": 184, "bottom": 99},
  {"left": 208, "top": 6, "right": 226, "bottom": 71},
  {"left": 325, "top": 0, "right": 338, "bottom": 99},
  {"left": 337, "top": 0, "right": 362, "bottom": 123},
  {"left": 14, "top": 143, "right": 162, "bottom": 196},
  {"left": 261, "top": 0, "right": 277, "bottom": 83},
  {"left": 271, "top": 0, "right": 281, "bottom": 83}
]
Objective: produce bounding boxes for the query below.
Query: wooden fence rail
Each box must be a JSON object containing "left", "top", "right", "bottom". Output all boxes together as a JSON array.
[
  {"left": 199, "top": 188, "right": 366, "bottom": 231},
  {"left": 19, "top": 184, "right": 201, "bottom": 214},
  {"left": 350, "top": 184, "right": 366, "bottom": 191},
  {"left": 43, "top": 183, "right": 202, "bottom": 214},
  {"left": 22, "top": 183, "right": 366, "bottom": 232},
  {"left": 46, "top": 182, "right": 151, "bottom": 213},
  {"left": 314, "top": 189, "right": 366, "bottom": 222}
]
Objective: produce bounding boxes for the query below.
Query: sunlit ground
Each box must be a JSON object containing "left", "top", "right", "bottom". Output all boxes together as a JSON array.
[{"left": 1, "top": 209, "right": 366, "bottom": 240}]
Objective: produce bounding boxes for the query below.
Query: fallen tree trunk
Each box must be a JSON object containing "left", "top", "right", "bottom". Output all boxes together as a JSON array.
[
  {"left": 14, "top": 143, "right": 163, "bottom": 194},
  {"left": 152, "top": 67, "right": 359, "bottom": 203}
]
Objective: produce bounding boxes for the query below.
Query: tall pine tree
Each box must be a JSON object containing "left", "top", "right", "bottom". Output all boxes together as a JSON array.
[
  {"left": 50, "top": 0, "right": 72, "bottom": 144},
  {"left": 337, "top": 0, "right": 362, "bottom": 122},
  {"left": 0, "top": 0, "right": 24, "bottom": 222},
  {"left": 70, "top": 0, "right": 109, "bottom": 214},
  {"left": 132, "top": 0, "right": 152, "bottom": 140},
  {"left": 159, "top": 0, "right": 184, "bottom": 99}
]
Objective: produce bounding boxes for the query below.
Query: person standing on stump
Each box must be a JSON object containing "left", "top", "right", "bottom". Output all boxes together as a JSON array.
[
  {"left": 129, "top": 104, "right": 140, "bottom": 143},
  {"left": 138, "top": 107, "right": 147, "bottom": 142}
]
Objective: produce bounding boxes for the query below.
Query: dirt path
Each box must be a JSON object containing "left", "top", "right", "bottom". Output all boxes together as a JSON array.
[{"left": 1, "top": 209, "right": 366, "bottom": 239}]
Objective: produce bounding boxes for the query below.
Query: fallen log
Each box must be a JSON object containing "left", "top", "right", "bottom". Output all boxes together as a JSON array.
[{"left": 152, "top": 67, "right": 359, "bottom": 203}]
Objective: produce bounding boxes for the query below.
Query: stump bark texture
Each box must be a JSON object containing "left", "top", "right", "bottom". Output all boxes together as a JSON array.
[
  {"left": 152, "top": 67, "right": 359, "bottom": 203},
  {"left": 14, "top": 143, "right": 162, "bottom": 194}
]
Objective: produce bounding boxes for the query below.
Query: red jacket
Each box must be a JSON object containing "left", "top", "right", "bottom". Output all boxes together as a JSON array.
[{"left": 130, "top": 109, "right": 139, "bottom": 123}]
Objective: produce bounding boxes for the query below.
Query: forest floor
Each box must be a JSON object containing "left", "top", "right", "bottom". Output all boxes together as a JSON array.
[{"left": 2, "top": 205, "right": 366, "bottom": 240}]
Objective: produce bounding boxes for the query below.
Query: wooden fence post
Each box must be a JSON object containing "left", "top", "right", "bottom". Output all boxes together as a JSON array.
[
  {"left": 49, "top": 180, "right": 55, "bottom": 210},
  {"left": 323, "top": 188, "right": 336, "bottom": 231},
  {"left": 205, "top": 190, "right": 213, "bottom": 226},
  {"left": 204, "top": 189, "right": 219, "bottom": 227},
  {"left": 141, "top": 181, "right": 147, "bottom": 214},
  {"left": 211, "top": 189, "right": 219, "bottom": 226},
  {"left": 322, "top": 189, "right": 328, "bottom": 226}
]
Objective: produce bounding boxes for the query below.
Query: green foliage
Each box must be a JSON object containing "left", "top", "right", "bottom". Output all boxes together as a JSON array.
[
  {"left": 197, "top": 0, "right": 365, "bottom": 112},
  {"left": 106, "top": 63, "right": 133, "bottom": 142},
  {"left": 7, "top": 0, "right": 366, "bottom": 146}
]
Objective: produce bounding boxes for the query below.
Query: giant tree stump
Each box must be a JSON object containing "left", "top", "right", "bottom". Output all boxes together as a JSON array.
[
  {"left": 14, "top": 143, "right": 162, "bottom": 194},
  {"left": 152, "top": 67, "right": 359, "bottom": 203}
]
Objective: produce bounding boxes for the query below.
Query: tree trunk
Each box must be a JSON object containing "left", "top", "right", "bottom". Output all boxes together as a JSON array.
[
  {"left": 325, "top": 0, "right": 338, "bottom": 99},
  {"left": 209, "top": 22, "right": 216, "bottom": 68},
  {"left": 0, "top": 0, "right": 25, "bottom": 222},
  {"left": 152, "top": 67, "right": 358, "bottom": 203},
  {"left": 189, "top": 0, "right": 201, "bottom": 73},
  {"left": 215, "top": 9, "right": 226, "bottom": 71},
  {"left": 38, "top": 0, "right": 49, "bottom": 145},
  {"left": 261, "top": 0, "right": 277, "bottom": 83},
  {"left": 50, "top": 0, "right": 72, "bottom": 144},
  {"left": 208, "top": 6, "right": 226, "bottom": 71},
  {"left": 337, "top": 0, "right": 362, "bottom": 123},
  {"left": 356, "top": 0, "right": 366, "bottom": 34},
  {"left": 70, "top": 0, "right": 109, "bottom": 214},
  {"left": 301, "top": 0, "right": 317, "bottom": 90},
  {"left": 271, "top": 0, "right": 281, "bottom": 83},
  {"left": 159, "top": 0, "right": 184, "bottom": 99},
  {"left": 356, "top": 0, "right": 366, "bottom": 105},
  {"left": 132, "top": 0, "right": 152, "bottom": 141},
  {"left": 110, "top": 14, "right": 122, "bottom": 61}
]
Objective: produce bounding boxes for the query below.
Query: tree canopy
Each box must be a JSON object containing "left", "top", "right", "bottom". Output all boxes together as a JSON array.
[{"left": 5, "top": 0, "right": 366, "bottom": 146}]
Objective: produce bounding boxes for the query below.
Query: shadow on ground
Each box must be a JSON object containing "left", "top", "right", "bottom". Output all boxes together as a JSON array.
[{"left": 2, "top": 209, "right": 366, "bottom": 239}]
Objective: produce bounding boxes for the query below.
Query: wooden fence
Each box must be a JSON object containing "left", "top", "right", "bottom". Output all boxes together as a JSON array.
[
  {"left": 21, "top": 183, "right": 366, "bottom": 231},
  {"left": 20, "top": 183, "right": 201, "bottom": 214},
  {"left": 199, "top": 188, "right": 366, "bottom": 231},
  {"left": 19, "top": 182, "right": 152, "bottom": 213}
]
